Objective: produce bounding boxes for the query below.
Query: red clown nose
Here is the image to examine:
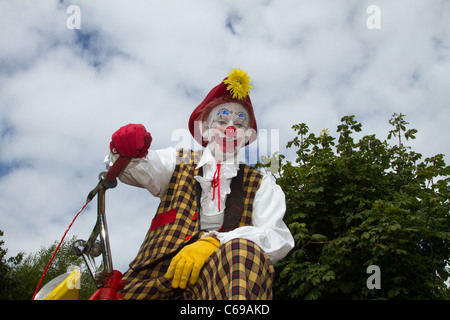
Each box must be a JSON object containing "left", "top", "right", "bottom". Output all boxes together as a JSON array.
[{"left": 225, "top": 126, "right": 237, "bottom": 138}]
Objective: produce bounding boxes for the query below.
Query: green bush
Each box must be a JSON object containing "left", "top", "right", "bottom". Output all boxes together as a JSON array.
[{"left": 272, "top": 114, "right": 450, "bottom": 299}]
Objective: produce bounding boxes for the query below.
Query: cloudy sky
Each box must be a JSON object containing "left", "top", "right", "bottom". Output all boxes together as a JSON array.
[{"left": 1, "top": 0, "right": 449, "bottom": 276}]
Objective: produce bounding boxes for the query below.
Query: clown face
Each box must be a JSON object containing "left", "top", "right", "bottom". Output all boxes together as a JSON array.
[{"left": 203, "top": 102, "right": 250, "bottom": 161}]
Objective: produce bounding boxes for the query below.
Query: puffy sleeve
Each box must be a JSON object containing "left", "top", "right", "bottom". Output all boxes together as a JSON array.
[
  {"left": 205, "top": 174, "right": 295, "bottom": 264},
  {"left": 104, "top": 147, "right": 177, "bottom": 198}
]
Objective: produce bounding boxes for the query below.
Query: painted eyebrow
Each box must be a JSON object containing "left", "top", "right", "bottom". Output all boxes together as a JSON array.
[{"left": 216, "top": 108, "right": 231, "bottom": 117}]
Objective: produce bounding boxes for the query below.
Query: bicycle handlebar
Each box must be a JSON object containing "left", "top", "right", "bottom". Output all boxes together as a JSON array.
[
  {"left": 86, "top": 156, "right": 131, "bottom": 203},
  {"left": 105, "top": 156, "right": 132, "bottom": 182}
]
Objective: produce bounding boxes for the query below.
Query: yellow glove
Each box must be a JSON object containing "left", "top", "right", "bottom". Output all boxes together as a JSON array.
[{"left": 165, "top": 237, "right": 220, "bottom": 289}]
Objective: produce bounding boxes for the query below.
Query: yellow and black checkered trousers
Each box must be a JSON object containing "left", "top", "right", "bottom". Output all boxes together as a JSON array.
[
  {"left": 186, "top": 238, "right": 274, "bottom": 300},
  {"left": 120, "top": 149, "right": 273, "bottom": 299},
  {"left": 121, "top": 238, "right": 274, "bottom": 300}
]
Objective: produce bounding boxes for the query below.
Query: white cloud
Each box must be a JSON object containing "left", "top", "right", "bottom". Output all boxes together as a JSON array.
[{"left": 1, "top": 0, "right": 449, "bottom": 281}]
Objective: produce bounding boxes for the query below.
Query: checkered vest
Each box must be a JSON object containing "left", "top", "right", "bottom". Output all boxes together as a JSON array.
[{"left": 128, "top": 149, "right": 263, "bottom": 271}]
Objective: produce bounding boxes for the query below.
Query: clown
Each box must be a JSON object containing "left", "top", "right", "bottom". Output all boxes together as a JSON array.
[{"left": 105, "top": 68, "right": 294, "bottom": 299}]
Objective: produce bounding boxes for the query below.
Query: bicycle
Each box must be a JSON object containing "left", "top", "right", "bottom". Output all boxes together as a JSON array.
[{"left": 33, "top": 156, "right": 132, "bottom": 300}]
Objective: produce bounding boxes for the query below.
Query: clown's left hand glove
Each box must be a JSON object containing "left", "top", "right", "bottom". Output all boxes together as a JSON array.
[{"left": 165, "top": 237, "right": 220, "bottom": 289}]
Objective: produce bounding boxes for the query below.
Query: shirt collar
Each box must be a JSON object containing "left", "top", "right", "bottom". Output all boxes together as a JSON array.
[{"left": 196, "top": 146, "right": 241, "bottom": 171}]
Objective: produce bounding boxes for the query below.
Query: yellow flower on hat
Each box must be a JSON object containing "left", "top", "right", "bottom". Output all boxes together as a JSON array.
[{"left": 223, "top": 68, "right": 252, "bottom": 100}]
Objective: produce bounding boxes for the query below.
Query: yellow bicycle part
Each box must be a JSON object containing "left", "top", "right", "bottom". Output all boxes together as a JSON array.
[{"left": 35, "top": 269, "right": 81, "bottom": 300}]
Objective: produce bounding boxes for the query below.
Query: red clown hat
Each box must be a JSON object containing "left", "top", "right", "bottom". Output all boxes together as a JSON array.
[{"left": 189, "top": 68, "right": 258, "bottom": 147}]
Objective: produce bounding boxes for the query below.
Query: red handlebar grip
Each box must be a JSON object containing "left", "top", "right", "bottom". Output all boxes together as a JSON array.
[{"left": 105, "top": 156, "right": 131, "bottom": 182}]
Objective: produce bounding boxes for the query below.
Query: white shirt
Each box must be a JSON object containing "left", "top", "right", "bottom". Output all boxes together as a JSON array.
[
  {"left": 105, "top": 147, "right": 294, "bottom": 263},
  {"left": 193, "top": 147, "right": 240, "bottom": 231}
]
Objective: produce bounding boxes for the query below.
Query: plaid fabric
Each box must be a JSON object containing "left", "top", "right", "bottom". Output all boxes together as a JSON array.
[
  {"left": 186, "top": 238, "right": 274, "bottom": 300},
  {"left": 121, "top": 238, "right": 274, "bottom": 300},
  {"left": 128, "top": 149, "right": 202, "bottom": 271},
  {"left": 240, "top": 164, "right": 263, "bottom": 227},
  {"left": 120, "top": 257, "right": 174, "bottom": 300},
  {"left": 121, "top": 149, "right": 266, "bottom": 299}
]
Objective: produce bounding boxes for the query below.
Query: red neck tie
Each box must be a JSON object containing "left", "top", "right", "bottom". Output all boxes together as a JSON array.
[{"left": 211, "top": 163, "right": 221, "bottom": 211}]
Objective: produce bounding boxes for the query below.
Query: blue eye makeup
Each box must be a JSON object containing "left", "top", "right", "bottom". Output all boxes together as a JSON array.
[
  {"left": 211, "top": 107, "right": 249, "bottom": 129},
  {"left": 217, "top": 108, "right": 231, "bottom": 117},
  {"left": 237, "top": 112, "right": 247, "bottom": 122}
]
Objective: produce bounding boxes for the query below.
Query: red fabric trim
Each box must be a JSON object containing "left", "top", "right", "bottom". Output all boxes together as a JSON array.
[{"left": 149, "top": 209, "right": 177, "bottom": 231}]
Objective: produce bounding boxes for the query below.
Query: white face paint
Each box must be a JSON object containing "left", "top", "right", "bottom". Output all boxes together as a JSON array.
[{"left": 203, "top": 102, "right": 250, "bottom": 162}]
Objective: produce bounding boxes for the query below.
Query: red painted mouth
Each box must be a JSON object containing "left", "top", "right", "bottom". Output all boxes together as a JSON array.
[
  {"left": 214, "top": 134, "right": 242, "bottom": 153},
  {"left": 220, "top": 138, "right": 237, "bottom": 153}
]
